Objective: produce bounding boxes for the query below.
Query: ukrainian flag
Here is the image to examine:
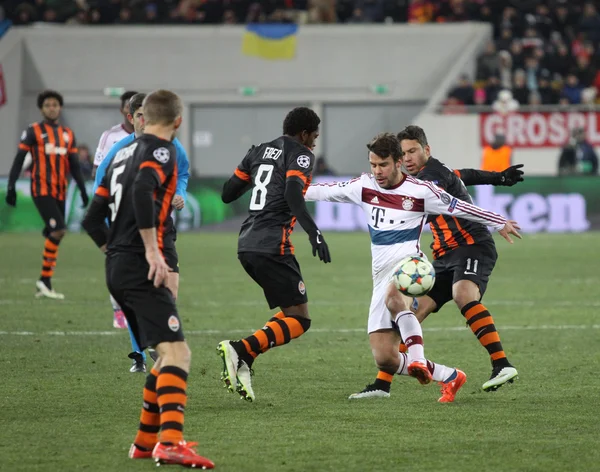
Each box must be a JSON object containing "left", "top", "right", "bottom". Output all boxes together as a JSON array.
[{"left": 242, "top": 24, "right": 298, "bottom": 61}]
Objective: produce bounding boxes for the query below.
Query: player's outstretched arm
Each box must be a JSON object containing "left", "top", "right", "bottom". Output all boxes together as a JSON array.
[
  {"left": 421, "top": 181, "right": 522, "bottom": 243},
  {"left": 455, "top": 165, "right": 524, "bottom": 187},
  {"left": 285, "top": 180, "right": 331, "bottom": 263},
  {"left": 304, "top": 176, "right": 363, "bottom": 203},
  {"left": 81, "top": 187, "right": 110, "bottom": 250}
]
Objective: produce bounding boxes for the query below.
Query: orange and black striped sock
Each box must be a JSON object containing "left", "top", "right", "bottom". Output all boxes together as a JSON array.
[
  {"left": 240, "top": 311, "right": 311, "bottom": 360},
  {"left": 374, "top": 371, "right": 393, "bottom": 392},
  {"left": 156, "top": 366, "right": 188, "bottom": 446},
  {"left": 133, "top": 367, "right": 160, "bottom": 451},
  {"left": 461, "top": 301, "right": 511, "bottom": 368},
  {"left": 40, "top": 236, "right": 60, "bottom": 288}
]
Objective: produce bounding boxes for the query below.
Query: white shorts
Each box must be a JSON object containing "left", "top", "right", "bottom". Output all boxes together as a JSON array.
[
  {"left": 367, "top": 254, "right": 427, "bottom": 334},
  {"left": 367, "top": 272, "right": 395, "bottom": 334}
]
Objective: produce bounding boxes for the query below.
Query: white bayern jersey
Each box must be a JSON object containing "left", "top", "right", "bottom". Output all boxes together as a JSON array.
[
  {"left": 305, "top": 173, "right": 507, "bottom": 281},
  {"left": 94, "top": 123, "right": 130, "bottom": 166}
]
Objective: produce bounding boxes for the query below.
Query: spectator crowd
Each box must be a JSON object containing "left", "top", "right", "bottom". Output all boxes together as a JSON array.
[
  {"left": 3, "top": 1, "right": 600, "bottom": 108},
  {"left": 1, "top": 1, "right": 409, "bottom": 25},
  {"left": 443, "top": 1, "right": 600, "bottom": 109}
]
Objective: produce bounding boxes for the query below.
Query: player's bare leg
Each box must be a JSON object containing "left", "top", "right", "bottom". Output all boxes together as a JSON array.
[
  {"left": 36, "top": 228, "right": 66, "bottom": 300},
  {"left": 453, "top": 280, "right": 518, "bottom": 391},
  {"left": 218, "top": 303, "right": 311, "bottom": 402},
  {"left": 349, "top": 330, "right": 397, "bottom": 399}
]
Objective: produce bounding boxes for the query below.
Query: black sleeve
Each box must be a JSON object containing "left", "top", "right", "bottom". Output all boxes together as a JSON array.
[
  {"left": 7, "top": 149, "right": 28, "bottom": 189},
  {"left": 222, "top": 175, "right": 252, "bottom": 203},
  {"left": 284, "top": 179, "right": 319, "bottom": 236},
  {"left": 81, "top": 195, "right": 109, "bottom": 248},
  {"left": 454, "top": 168, "right": 501, "bottom": 186},
  {"left": 133, "top": 168, "right": 158, "bottom": 230},
  {"left": 417, "top": 168, "right": 450, "bottom": 190},
  {"left": 222, "top": 146, "right": 255, "bottom": 203}
]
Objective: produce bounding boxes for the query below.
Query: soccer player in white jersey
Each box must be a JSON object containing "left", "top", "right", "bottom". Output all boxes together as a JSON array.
[
  {"left": 92, "top": 90, "right": 137, "bottom": 328},
  {"left": 92, "top": 90, "right": 137, "bottom": 178},
  {"left": 305, "top": 133, "right": 521, "bottom": 402}
]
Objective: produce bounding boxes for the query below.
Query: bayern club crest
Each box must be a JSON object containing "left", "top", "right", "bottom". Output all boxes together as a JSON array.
[{"left": 402, "top": 198, "right": 414, "bottom": 211}]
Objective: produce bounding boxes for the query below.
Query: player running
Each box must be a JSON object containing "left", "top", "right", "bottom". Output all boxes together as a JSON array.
[
  {"left": 5, "top": 90, "right": 89, "bottom": 299},
  {"left": 82, "top": 90, "right": 214, "bottom": 469},
  {"left": 94, "top": 92, "right": 190, "bottom": 373},
  {"left": 305, "top": 133, "right": 521, "bottom": 403},
  {"left": 93, "top": 90, "right": 137, "bottom": 328},
  {"left": 217, "top": 107, "right": 331, "bottom": 402}
]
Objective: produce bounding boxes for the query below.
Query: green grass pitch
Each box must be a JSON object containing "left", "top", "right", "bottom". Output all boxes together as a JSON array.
[{"left": 0, "top": 231, "right": 599, "bottom": 471}]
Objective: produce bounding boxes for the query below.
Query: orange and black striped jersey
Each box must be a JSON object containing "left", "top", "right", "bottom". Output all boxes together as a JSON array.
[
  {"left": 19, "top": 121, "right": 78, "bottom": 200},
  {"left": 234, "top": 136, "right": 314, "bottom": 256},
  {"left": 95, "top": 134, "right": 177, "bottom": 255},
  {"left": 417, "top": 157, "right": 495, "bottom": 259}
]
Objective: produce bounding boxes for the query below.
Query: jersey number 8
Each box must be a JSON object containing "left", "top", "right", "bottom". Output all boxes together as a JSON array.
[{"left": 249, "top": 164, "right": 274, "bottom": 211}]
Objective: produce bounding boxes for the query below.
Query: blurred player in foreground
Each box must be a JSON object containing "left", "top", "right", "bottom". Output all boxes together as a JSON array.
[{"left": 82, "top": 90, "right": 214, "bottom": 468}]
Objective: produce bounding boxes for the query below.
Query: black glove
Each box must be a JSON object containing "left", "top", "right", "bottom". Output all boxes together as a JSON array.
[
  {"left": 5, "top": 187, "right": 16, "bottom": 207},
  {"left": 80, "top": 190, "right": 90, "bottom": 208},
  {"left": 498, "top": 164, "right": 524, "bottom": 186},
  {"left": 309, "top": 229, "right": 331, "bottom": 264}
]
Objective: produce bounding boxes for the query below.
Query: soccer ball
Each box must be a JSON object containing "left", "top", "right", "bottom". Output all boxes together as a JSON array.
[{"left": 391, "top": 256, "right": 435, "bottom": 297}]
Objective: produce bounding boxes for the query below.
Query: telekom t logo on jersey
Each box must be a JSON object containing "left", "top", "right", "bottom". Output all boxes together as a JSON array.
[
  {"left": 262, "top": 147, "right": 282, "bottom": 160},
  {"left": 371, "top": 207, "right": 386, "bottom": 229}
]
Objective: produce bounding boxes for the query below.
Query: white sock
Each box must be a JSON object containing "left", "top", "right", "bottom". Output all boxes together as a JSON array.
[
  {"left": 109, "top": 294, "right": 121, "bottom": 312},
  {"left": 396, "top": 352, "right": 409, "bottom": 375},
  {"left": 394, "top": 311, "right": 426, "bottom": 365},
  {"left": 428, "top": 361, "right": 456, "bottom": 383}
]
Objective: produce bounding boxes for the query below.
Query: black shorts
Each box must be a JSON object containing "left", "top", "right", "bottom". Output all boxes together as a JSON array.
[
  {"left": 106, "top": 252, "right": 184, "bottom": 350},
  {"left": 33, "top": 196, "right": 66, "bottom": 236},
  {"left": 427, "top": 242, "right": 498, "bottom": 312},
  {"left": 163, "top": 226, "right": 179, "bottom": 273},
  {"left": 238, "top": 252, "right": 308, "bottom": 310}
]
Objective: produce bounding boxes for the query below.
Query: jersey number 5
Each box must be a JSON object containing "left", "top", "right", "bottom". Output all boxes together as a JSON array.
[
  {"left": 249, "top": 164, "right": 274, "bottom": 211},
  {"left": 108, "top": 165, "right": 126, "bottom": 222}
]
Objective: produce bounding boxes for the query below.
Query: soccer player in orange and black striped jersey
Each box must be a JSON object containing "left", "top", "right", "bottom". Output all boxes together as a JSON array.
[
  {"left": 5, "top": 90, "right": 89, "bottom": 299},
  {"left": 216, "top": 107, "right": 331, "bottom": 402},
  {"left": 82, "top": 90, "right": 213, "bottom": 468},
  {"left": 400, "top": 125, "right": 522, "bottom": 391}
]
